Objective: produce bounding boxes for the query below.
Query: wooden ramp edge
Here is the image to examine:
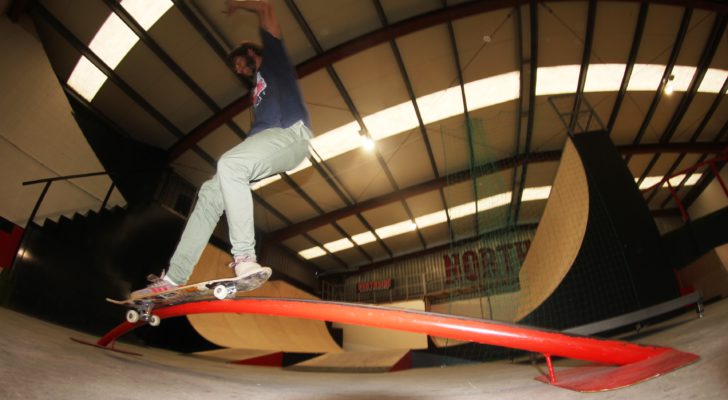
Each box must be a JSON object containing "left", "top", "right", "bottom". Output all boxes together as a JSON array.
[
  {"left": 431, "top": 137, "right": 589, "bottom": 346},
  {"left": 287, "top": 349, "right": 412, "bottom": 373},
  {"left": 184, "top": 245, "right": 341, "bottom": 353},
  {"left": 190, "top": 348, "right": 284, "bottom": 367}
]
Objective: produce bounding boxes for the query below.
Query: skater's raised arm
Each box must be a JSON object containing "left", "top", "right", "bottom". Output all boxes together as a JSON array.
[{"left": 224, "top": 0, "right": 281, "bottom": 38}]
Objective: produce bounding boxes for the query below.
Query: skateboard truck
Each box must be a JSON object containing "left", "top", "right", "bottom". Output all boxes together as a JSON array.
[
  {"left": 125, "top": 301, "right": 161, "bottom": 327},
  {"left": 208, "top": 281, "right": 238, "bottom": 300}
]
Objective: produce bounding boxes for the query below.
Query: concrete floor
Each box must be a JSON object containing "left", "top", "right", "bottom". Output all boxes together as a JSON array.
[{"left": 1, "top": 299, "right": 727, "bottom": 400}]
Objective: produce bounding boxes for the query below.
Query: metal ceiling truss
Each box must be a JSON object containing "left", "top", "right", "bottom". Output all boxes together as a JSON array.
[
  {"left": 284, "top": 0, "right": 393, "bottom": 263},
  {"left": 511, "top": 0, "right": 539, "bottom": 225},
  {"left": 103, "top": 0, "right": 248, "bottom": 140},
  {"left": 657, "top": 77, "right": 728, "bottom": 209},
  {"left": 628, "top": 7, "right": 693, "bottom": 169},
  {"left": 264, "top": 141, "right": 724, "bottom": 251},
  {"left": 33, "top": 2, "right": 217, "bottom": 167},
  {"left": 642, "top": 14, "right": 728, "bottom": 205},
  {"left": 23, "top": 0, "right": 728, "bottom": 272},
  {"left": 606, "top": 2, "right": 649, "bottom": 134}
]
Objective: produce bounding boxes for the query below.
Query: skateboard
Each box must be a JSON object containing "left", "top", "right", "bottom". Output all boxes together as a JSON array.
[{"left": 106, "top": 268, "right": 271, "bottom": 326}]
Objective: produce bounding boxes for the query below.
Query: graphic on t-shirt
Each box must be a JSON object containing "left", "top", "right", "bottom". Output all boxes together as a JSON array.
[{"left": 253, "top": 71, "right": 267, "bottom": 108}]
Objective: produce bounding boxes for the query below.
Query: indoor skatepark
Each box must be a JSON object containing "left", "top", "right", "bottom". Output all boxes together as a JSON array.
[{"left": 2, "top": 0, "right": 728, "bottom": 398}]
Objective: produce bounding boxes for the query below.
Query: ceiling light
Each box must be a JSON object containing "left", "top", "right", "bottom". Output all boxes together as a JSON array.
[
  {"left": 361, "top": 135, "right": 375, "bottom": 151},
  {"left": 665, "top": 74, "right": 675, "bottom": 95}
]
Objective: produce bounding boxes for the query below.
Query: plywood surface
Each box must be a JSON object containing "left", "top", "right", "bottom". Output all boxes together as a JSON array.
[{"left": 186, "top": 245, "right": 341, "bottom": 353}]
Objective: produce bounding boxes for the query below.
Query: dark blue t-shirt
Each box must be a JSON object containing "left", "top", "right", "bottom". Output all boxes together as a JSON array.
[{"left": 248, "top": 29, "right": 311, "bottom": 136}]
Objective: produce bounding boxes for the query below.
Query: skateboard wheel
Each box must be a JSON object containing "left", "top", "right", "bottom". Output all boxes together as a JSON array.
[
  {"left": 213, "top": 284, "right": 228, "bottom": 300},
  {"left": 149, "top": 315, "right": 161, "bottom": 327},
  {"left": 126, "top": 309, "right": 140, "bottom": 324}
]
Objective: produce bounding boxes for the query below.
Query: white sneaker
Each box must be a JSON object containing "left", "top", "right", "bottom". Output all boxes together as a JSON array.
[
  {"left": 228, "top": 256, "right": 268, "bottom": 279},
  {"left": 130, "top": 270, "right": 179, "bottom": 299}
]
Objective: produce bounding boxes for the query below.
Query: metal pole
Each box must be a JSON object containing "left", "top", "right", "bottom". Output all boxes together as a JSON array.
[{"left": 27, "top": 181, "right": 52, "bottom": 229}]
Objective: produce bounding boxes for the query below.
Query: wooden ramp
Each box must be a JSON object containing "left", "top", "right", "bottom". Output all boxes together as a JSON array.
[
  {"left": 191, "top": 348, "right": 284, "bottom": 367},
  {"left": 431, "top": 137, "right": 589, "bottom": 346},
  {"left": 288, "top": 349, "right": 412, "bottom": 373},
  {"left": 185, "top": 246, "right": 341, "bottom": 353}
]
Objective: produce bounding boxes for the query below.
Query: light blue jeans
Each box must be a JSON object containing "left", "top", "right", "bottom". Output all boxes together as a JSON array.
[{"left": 166, "top": 121, "right": 311, "bottom": 284}]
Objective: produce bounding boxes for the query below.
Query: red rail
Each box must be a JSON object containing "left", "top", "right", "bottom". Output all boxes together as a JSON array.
[
  {"left": 100, "top": 298, "right": 689, "bottom": 364},
  {"left": 96, "top": 298, "right": 699, "bottom": 391}
]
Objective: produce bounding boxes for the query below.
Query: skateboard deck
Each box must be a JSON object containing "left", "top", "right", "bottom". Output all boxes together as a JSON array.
[{"left": 106, "top": 268, "right": 271, "bottom": 326}]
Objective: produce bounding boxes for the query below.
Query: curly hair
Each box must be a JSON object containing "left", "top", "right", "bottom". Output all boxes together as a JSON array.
[{"left": 226, "top": 41, "right": 263, "bottom": 70}]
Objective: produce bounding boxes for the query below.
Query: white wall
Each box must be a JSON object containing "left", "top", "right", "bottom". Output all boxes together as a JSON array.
[
  {"left": 688, "top": 163, "right": 728, "bottom": 220},
  {"left": 0, "top": 7, "right": 124, "bottom": 226}
]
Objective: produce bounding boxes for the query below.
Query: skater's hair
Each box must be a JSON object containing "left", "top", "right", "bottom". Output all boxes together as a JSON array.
[{"left": 226, "top": 41, "right": 263, "bottom": 69}]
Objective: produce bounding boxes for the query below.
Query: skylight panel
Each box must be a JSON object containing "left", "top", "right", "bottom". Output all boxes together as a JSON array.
[
  {"left": 584, "top": 63, "right": 626, "bottom": 92},
  {"left": 375, "top": 220, "right": 418, "bottom": 239},
  {"left": 465, "top": 71, "right": 520, "bottom": 109},
  {"left": 698, "top": 68, "right": 728, "bottom": 93},
  {"left": 536, "top": 65, "right": 580, "bottom": 96},
  {"left": 521, "top": 186, "right": 551, "bottom": 201},
  {"left": 66, "top": 0, "right": 172, "bottom": 101},
  {"left": 299, "top": 246, "right": 327, "bottom": 260},
  {"left": 324, "top": 238, "right": 355, "bottom": 252},
  {"left": 414, "top": 210, "right": 449, "bottom": 229},
  {"left": 364, "top": 101, "right": 419, "bottom": 141}
]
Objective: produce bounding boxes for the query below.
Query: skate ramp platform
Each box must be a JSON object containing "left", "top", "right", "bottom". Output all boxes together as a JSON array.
[
  {"left": 185, "top": 245, "right": 341, "bottom": 353},
  {"left": 287, "top": 349, "right": 412, "bottom": 373},
  {"left": 431, "top": 137, "right": 588, "bottom": 346}
]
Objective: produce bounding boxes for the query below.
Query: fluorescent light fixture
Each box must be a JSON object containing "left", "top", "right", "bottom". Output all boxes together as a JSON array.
[
  {"left": 361, "top": 135, "right": 375, "bottom": 151},
  {"left": 67, "top": 0, "right": 173, "bottom": 101},
  {"left": 664, "top": 74, "right": 675, "bottom": 95},
  {"left": 298, "top": 246, "right": 327, "bottom": 260},
  {"left": 324, "top": 238, "right": 355, "bottom": 252}
]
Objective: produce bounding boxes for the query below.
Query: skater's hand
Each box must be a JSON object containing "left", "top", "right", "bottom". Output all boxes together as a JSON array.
[{"left": 223, "top": 0, "right": 280, "bottom": 38}]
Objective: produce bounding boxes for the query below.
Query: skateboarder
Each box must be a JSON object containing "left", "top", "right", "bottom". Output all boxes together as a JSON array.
[{"left": 132, "top": 0, "right": 312, "bottom": 297}]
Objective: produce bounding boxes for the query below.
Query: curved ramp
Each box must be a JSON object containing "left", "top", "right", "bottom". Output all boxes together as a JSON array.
[
  {"left": 431, "top": 138, "right": 588, "bottom": 346},
  {"left": 97, "top": 298, "right": 698, "bottom": 392},
  {"left": 184, "top": 245, "right": 341, "bottom": 353}
]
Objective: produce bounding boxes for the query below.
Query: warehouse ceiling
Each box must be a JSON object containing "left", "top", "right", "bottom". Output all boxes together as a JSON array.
[{"left": 16, "top": 0, "right": 728, "bottom": 275}]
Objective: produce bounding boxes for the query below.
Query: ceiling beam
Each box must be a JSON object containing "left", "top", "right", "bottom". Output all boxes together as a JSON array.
[
  {"left": 103, "top": 0, "right": 247, "bottom": 141},
  {"left": 568, "top": 0, "right": 597, "bottom": 132},
  {"left": 607, "top": 2, "right": 648, "bottom": 134},
  {"left": 628, "top": 7, "right": 692, "bottom": 169},
  {"left": 511, "top": 0, "right": 539, "bottom": 225},
  {"left": 167, "top": 0, "right": 728, "bottom": 162},
  {"left": 642, "top": 14, "right": 727, "bottom": 205},
  {"left": 284, "top": 0, "right": 395, "bottom": 261},
  {"left": 658, "top": 76, "right": 728, "bottom": 208},
  {"left": 33, "top": 2, "right": 216, "bottom": 168},
  {"left": 264, "top": 141, "right": 725, "bottom": 245}
]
